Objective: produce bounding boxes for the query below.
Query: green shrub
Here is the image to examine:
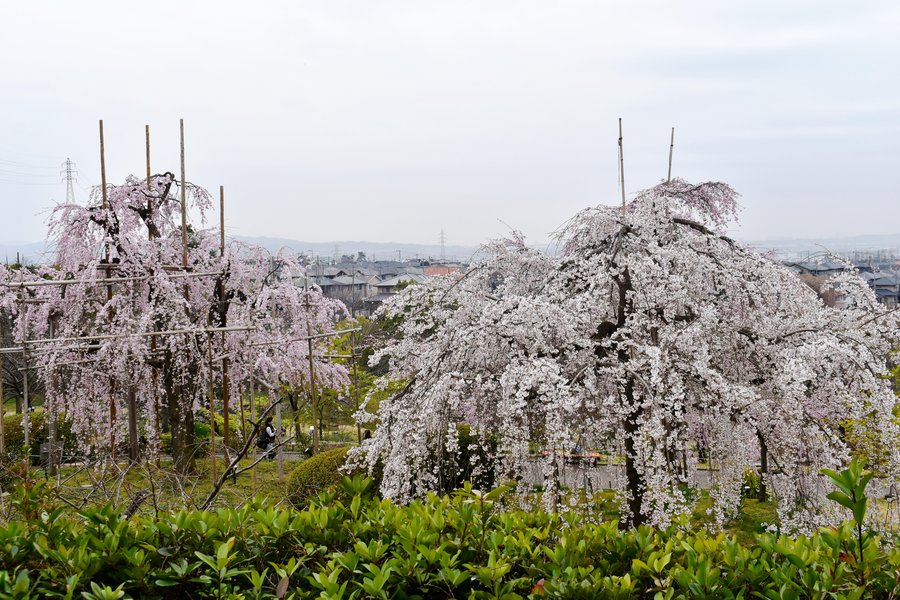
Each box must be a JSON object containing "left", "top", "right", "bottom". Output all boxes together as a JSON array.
[
  {"left": 193, "top": 413, "right": 244, "bottom": 451},
  {"left": 1, "top": 410, "right": 77, "bottom": 466},
  {"left": 286, "top": 446, "right": 349, "bottom": 507},
  {"left": 1, "top": 476, "right": 899, "bottom": 599},
  {"left": 741, "top": 467, "right": 763, "bottom": 499}
]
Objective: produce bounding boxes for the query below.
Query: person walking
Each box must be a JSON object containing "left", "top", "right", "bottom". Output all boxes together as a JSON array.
[{"left": 258, "top": 417, "right": 277, "bottom": 460}]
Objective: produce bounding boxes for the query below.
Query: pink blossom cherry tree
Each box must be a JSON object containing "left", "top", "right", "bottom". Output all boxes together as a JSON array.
[
  {"left": 352, "top": 179, "right": 900, "bottom": 530},
  {"left": 9, "top": 173, "right": 348, "bottom": 474}
]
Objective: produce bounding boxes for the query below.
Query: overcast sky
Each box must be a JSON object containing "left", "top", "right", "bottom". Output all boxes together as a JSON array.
[{"left": 1, "top": 1, "right": 898, "bottom": 248}]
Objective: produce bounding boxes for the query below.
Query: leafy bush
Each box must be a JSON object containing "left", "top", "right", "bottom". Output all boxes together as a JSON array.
[
  {"left": 286, "top": 446, "right": 350, "bottom": 507},
  {"left": 193, "top": 412, "right": 245, "bottom": 452},
  {"left": 1, "top": 410, "right": 77, "bottom": 466},
  {"left": 740, "top": 467, "right": 762, "bottom": 499},
  {"left": 1, "top": 476, "right": 899, "bottom": 599}
]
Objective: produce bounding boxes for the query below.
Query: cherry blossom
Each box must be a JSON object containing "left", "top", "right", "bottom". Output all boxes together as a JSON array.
[
  {"left": 351, "top": 179, "right": 900, "bottom": 530},
  {"left": 4, "top": 174, "right": 348, "bottom": 473}
]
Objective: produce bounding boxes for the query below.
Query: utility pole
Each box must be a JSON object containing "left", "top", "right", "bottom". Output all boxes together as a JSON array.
[{"left": 60, "top": 158, "right": 77, "bottom": 203}]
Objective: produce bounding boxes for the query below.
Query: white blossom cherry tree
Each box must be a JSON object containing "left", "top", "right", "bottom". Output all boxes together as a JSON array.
[
  {"left": 5, "top": 173, "right": 348, "bottom": 474},
  {"left": 352, "top": 178, "right": 900, "bottom": 530}
]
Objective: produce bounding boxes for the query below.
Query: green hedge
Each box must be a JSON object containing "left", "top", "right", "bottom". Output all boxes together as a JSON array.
[
  {"left": 286, "top": 446, "right": 350, "bottom": 507},
  {"left": 1, "top": 477, "right": 898, "bottom": 599}
]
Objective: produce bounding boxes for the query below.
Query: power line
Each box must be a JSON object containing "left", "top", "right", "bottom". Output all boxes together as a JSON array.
[
  {"left": 0, "top": 158, "right": 57, "bottom": 170},
  {"left": 0, "top": 179, "right": 58, "bottom": 186},
  {"left": 0, "top": 168, "right": 58, "bottom": 178}
]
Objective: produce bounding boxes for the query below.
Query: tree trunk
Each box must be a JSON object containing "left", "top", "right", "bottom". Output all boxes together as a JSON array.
[
  {"left": 622, "top": 377, "right": 647, "bottom": 527},
  {"left": 614, "top": 265, "right": 648, "bottom": 528},
  {"left": 164, "top": 350, "right": 195, "bottom": 475},
  {"left": 757, "top": 430, "right": 768, "bottom": 502}
]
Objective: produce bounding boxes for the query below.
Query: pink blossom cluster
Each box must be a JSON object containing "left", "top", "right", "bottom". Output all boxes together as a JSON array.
[{"left": 1, "top": 174, "right": 349, "bottom": 456}]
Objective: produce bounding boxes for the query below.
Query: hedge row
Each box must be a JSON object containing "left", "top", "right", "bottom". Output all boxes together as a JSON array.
[{"left": 1, "top": 477, "right": 898, "bottom": 599}]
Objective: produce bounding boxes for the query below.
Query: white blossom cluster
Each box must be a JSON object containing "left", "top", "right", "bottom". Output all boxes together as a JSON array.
[{"left": 349, "top": 179, "right": 900, "bottom": 530}]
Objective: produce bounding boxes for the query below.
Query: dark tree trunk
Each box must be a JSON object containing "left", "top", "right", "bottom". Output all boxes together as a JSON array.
[
  {"left": 757, "top": 430, "right": 768, "bottom": 502},
  {"left": 622, "top": 377, "right": 646, "bottom": 527},
  {"left": 164, "top": 350, "right": 195, "bottom": 475},
  {"left": 614, "top": 265, "right": 648, "bottom": 528}
]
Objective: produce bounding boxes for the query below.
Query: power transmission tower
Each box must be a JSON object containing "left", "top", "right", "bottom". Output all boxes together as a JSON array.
[
  {"left": 60, "top": 158, "right": 77, "bottom": 203},
  {"left": 439, "top": 229, "right": 446, "bottom": 260}
]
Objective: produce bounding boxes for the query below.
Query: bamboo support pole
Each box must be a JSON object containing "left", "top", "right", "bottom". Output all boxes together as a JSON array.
[
  {"left": 147, "top": 125, "right": 161, "bottom": 463},
  {"left": 0, "top": 349, "right": 4, "bottom": 456},
  {"left": 667, "top": 127, "right": 675, "bottom": 183},
  {"left": 352, "top": 332, "right": 362, "bottom": 445},
  {"left": 307, "top": 327, "right": 318, "bottom": 454},
  {"left": 21, "top": 287, "right": 29, "bottom": 459},
  {"left": 24, "top": 325, "right": 254, "bottom": 346},
  {"left": 238, "top": 380, "right": 247, "bottom": 449},
  {"left": 145, "top": 125, "right": 152, "bottom": 193},
  {"left": 618, "top": 118, "right": 626, "bottom": 211},
  {"left": 22, "top": 366, "right": 29, "bottom": 458},
  {"left": 276, "top": 396, "right": 283, "bottom": 481},
  {"left": 19, "top": 289, "right": 31, "bottom": 458},
  {"left": 208, "top": 328, "right": 360, "bottom": 363},
  {"left": 127, "top": 387, "right": 138, "bottom": 463},
  {"left": 19, "top": 357, "right": 100, "bottom": 369},
  {"left": 304, "top": 275, "right": 319, "bottom": 455},
  {"left": 208, "top": 336, "right": 216, "bottom": 483},
  {"left": 179, "top": 119, "right": 188, "bottom": 269},
  {"left": 250, "top": 366, "right": 257, "bottom": 492},
  {"left": 1, "top": 343, "right": 100, "bottom": 355},
  {"left": 99, "top": 120, "right": 108, "bottom": 208},
  {"left": 47, "top": 320, "right": 58, "bottom": 474},
  {"left": 219, "top": 186, "right": 230, "bottom": 448},
  {"left": 0, "top": 270, "right": 224, "bottom": 288},
  {"left": 99, "top": 119, "right": 115, "bottom": 456}
]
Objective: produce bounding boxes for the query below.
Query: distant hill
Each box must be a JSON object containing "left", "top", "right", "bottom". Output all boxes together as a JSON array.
[
  {"left": 4, "top": 232, "right": 897, "bottom": 265},
  {"left": 742, "top": 233, "right": 900, "bottom": 259},
  {"left": 233, "top": 236, "right": 484, "bottom": 262}
]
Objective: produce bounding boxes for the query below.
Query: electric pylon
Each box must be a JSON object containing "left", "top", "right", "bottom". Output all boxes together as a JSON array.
[{"left": 60, "top": 158, "right": 77, "bottom": 203}]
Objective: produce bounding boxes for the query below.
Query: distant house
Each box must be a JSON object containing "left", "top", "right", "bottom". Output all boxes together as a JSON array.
[
  {"left": 423, "top": 263, "right": 462, "bottom": 277},
  {"left": 798, "top": 273, "right": 846, "bottom": 308},
  {"left": 784, "top": 260, "right": 848, "bottom": 277},
  {"left": 374, "top": 273, "right": 430, "bottom": 295},
  {"left": 869, "top": 272, "right": 899, "bottom": 308},
  {"left": 363, "top": 273, "right": 431, "bottom": 312},
  {"left": 312, "top": 274, "right": 379, "bottom": 315}
]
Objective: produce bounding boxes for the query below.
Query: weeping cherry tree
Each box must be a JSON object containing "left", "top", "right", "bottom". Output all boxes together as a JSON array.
[
  {"left": 351, "top": 178, "right": 900, "bottom": 531},
  {"left": 1, "top": 173, "right": 348, "bottom": 474}
]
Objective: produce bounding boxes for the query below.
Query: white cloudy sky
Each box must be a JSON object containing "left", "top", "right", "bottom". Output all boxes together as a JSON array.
[{"left": 1, "top": 1, "right": 898, "bottom": 247}]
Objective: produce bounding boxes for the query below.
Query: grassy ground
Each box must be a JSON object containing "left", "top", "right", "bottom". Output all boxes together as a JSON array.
[
  {"left": 44, "top": 456, "right": 308, "bottom": 516},
  {"left": 690, "top": 494, "right": 779, "bottom": 545}
]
